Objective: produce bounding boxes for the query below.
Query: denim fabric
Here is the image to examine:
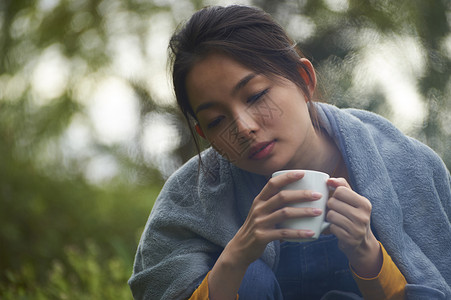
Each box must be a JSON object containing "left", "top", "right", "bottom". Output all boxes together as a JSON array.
[
  {"left": 238, "top": 259, "right": 284, "bottom": 300},
  {"left": 275, "top": 234, "right": 362, "bottom": 300},
  {"left": 238, "top": 234, "right": 362, "bottom": 300}
]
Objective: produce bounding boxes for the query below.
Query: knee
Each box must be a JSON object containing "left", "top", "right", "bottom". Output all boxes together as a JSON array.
[{"left": 238, "top": 259, "right": 282, "bottom": 300}]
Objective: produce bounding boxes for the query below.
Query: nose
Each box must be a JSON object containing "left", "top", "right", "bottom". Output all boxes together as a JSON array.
[{"left": 232, "top": 110, "right": 259, "bottom": 140}]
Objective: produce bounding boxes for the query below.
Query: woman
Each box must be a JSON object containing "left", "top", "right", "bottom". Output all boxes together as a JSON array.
[{"left": 129, "top": 5, "right": 451, "bottom": 300}]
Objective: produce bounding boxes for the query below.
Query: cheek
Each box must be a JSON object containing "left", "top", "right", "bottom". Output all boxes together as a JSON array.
[
  {"left": 247, "top": 97, "right": 284, "bottom": 127},
  {"left": 208, "top": 133, "right": 247, "bottom": 162}
]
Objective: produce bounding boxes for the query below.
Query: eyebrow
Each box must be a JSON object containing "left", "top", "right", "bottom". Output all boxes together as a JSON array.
[
  {"left": 194, "top": 73, "right": 256, "bottom": 115},
  {"left": 232, "top": 73, "right": 256, "bottom": 95}
]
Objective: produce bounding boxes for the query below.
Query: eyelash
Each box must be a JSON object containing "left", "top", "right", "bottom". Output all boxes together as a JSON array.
[
  {"left": 206, "top": 88, "right": 270, "bottom": 129},
  {"left": 207, "top": 116, "right": 224, "bottom": 129},
  {"left": 247, "top": 88, "right": 269, "bottom": 104}
]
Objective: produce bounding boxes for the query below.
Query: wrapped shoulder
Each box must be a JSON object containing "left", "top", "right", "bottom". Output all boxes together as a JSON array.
[{"left": 154, "top": 148, "right": 229, "bottom": 209}]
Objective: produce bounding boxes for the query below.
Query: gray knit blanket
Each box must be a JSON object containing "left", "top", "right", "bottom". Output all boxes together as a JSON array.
[{"left": 129, "top": 103, "right": 451, "bottom": 299}]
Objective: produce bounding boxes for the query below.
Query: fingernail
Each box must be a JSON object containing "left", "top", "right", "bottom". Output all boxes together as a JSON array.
[
  {"left": 305, "top": 230, "right": 315, "bottom": 236},
  {"left": 289, "top": 171, "right": 305, "bottom": 178},
  {"left": 312, "top": 208, "right": 322, "bottom": 215},
  {"left": 312, "top": 192, "right": 322, "bottom": 199}
]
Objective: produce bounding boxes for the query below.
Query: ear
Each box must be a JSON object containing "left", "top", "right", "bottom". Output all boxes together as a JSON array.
[
  {"left": 195, "top": 123, "right": 206, "bottom": 139},
  {"left": 298, "top": 58, "right": 317, "bottom": 100}
]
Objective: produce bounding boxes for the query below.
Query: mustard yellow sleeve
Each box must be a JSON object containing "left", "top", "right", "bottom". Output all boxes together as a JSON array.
[
  {"left": 188, "top": 271, "right": 239, "bottom": 300},
  {"left": 188, "top": 272, "right": 210, "bottom": 300},
  {"left": 352, "top": 242, "right": 407, "bottom": 300}
]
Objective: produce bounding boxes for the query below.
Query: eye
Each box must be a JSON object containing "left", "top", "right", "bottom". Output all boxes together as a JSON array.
[
  {"left": 247, "top": 88, "right": 269, "bottom": 104},
  {"left": 207, "top": 116, "right": 225, "bottom": 129}
]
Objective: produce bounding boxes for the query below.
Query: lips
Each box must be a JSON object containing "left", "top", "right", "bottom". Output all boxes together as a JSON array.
[{"left": 248, "top": 140, "right": 275, "bottom": 159}]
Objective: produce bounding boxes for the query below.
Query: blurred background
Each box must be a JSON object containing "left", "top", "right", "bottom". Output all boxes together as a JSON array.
[{"left": 1, "top": 0, "right": 450, "bottom": 298}]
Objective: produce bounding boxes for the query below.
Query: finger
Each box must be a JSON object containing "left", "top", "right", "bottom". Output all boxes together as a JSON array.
[
  {"left": 328, "top": 185, "right": 363, "bottom": 208},
  {"left": 263, "top": 206, "right": 323, "bottom": 227},
  {"left": 329, "top": 222, "right": 351, "bottom": 240},
  {"left": 262, "top": 228, "right": 316, "bottom": 242},
  {"left": 326, "top": 208, "right": 354, "bottom": 235},
  {"left": 328, "top": 194, "right": 372, "bottom": 224},
  {"left": 258, "top": 171, "right": 305, "bottom": 200},
  {"left": 327, "top": 191, "right": 359, "bottom": 215},
  {"left": 327, "top": 212, "right": 367, "bottom": 244},
  {"left": 327, "top": 177, "right": 351, "bottom": 189},
  {"left": 262, "top": 189, "right": 323, "bottom": 214},
  {"left": 329, "top": 224, "right": 360, "bottom": 250}
]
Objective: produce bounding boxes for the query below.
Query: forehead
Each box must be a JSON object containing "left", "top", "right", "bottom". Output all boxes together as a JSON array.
[{"left": 186, "top": 53, "right": 252, "bottom": 94}]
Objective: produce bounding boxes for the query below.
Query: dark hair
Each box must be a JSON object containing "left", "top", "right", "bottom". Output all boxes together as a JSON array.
[{"left": 168, "top": 5, "right": 318, "bottom": 158}]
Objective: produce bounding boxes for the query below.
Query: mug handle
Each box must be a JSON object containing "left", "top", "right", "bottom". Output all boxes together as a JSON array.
[
  {"left": 320, "top": 221, "right": 330, "bottom": 232},
  {"left": 320, "top": 184, "right": 335, "bottom": 232}
]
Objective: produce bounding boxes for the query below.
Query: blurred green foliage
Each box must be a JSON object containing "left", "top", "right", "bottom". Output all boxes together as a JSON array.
[
  {"left": 0, "top": 155, "right": 160, "bottom": 296},
  {"left": 2, "top": 241, "right": 132, "bottom": 299},
  {"left": 0, "top": 0, "right": 171, "bottom": 296},
  {"left": 0, "top": 0, "right": 450, "bottom": 298},
  {"left": 258, "top": 0, "right": 451, "bottom": 166}
]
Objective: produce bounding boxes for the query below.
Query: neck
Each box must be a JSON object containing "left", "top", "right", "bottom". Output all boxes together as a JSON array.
[{"left": 293, "top": 128, "right": 343, "bottom": 176}]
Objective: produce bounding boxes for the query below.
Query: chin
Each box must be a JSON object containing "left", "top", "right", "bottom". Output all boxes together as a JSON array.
[{"left": 239, "top": 161, "right": 286, "bottom": 177}]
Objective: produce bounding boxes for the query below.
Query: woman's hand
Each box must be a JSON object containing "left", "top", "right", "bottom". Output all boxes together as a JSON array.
[
  {"left": 326, "top": 177, "right": 382, "bottom": 278},
  {"left": 227, "top": 170, "right": 323, "bottom": 267},
  {"left": 208, "top": 171, "right": 322, "bottom": 300}
]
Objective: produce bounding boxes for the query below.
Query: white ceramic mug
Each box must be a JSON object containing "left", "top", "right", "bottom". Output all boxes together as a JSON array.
[{"left": 272, "top": 170, "right": 331, "bottom": 242}]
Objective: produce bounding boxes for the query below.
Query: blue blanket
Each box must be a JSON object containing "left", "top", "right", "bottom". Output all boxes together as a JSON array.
[{"left": 129, "top": 103, "right": 451, "bottom": 299}]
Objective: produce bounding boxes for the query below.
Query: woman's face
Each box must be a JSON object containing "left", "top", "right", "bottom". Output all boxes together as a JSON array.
[{"left": 186, "top": 53, "right": 318, "bottom": 176}]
